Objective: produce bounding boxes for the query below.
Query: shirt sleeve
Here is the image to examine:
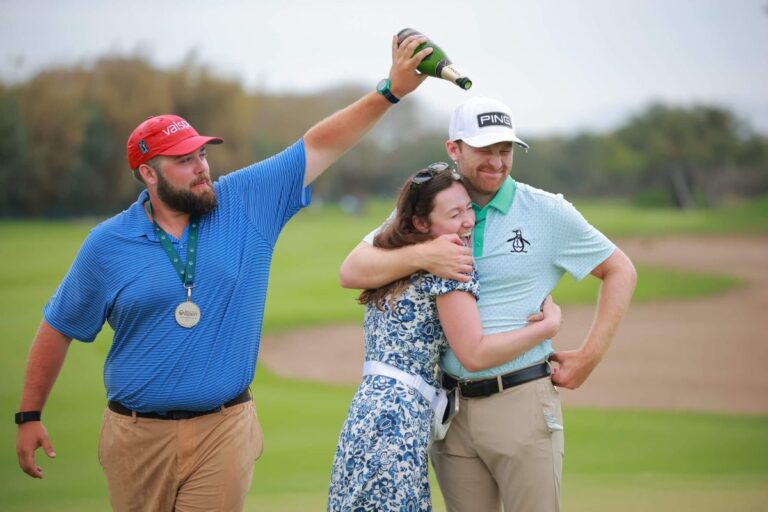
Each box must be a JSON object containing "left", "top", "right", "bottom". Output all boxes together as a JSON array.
[
  {"left": 217, "top": 139, "right": 311, "bottom": 245},
  {"left": 552, "top": 196, "right": 615, "bottom": 281},
  {"left": 421, "top": 267, "right": 480, "bottom": 300},
  {"left": 43, "top": 232, "right": 110, "bottom": 342}
]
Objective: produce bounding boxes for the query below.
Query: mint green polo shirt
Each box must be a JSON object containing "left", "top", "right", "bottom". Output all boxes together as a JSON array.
[{"left": 439, "top": 177, "right": 615, "bottom": 378}]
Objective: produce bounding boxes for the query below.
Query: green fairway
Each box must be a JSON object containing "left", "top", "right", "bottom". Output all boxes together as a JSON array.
[
  {"left": 3, "top": 365, "right": 767, "bottom": 512},
  {"left": 0, "top": 364, "right": 768, "bottom": 512},
  {"left": 1, "top": 197, "right": 766, "bottom": 511},
  {"left": 574, "top": 196, "right": 768, "bottom": 236},
  {"left": 246, "top": 372, "right": 768, "bottom": 512}
]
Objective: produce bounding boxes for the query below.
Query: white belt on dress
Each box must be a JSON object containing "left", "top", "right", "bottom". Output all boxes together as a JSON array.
[{"left": 362, "top": 360, "right": 443, "bottom": 412}]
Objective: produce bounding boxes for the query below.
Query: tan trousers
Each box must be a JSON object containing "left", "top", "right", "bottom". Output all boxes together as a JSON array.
[
  {"left": 98, "top": 401, "right": 263, "bottom": 512},
  {"left": 429, "top": 377, "right": 564, "bottom": 512}
]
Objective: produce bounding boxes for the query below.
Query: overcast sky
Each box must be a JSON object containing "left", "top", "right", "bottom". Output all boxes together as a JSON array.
[{"left": 1, "top": 0, "right": 767, "bottom": 136}]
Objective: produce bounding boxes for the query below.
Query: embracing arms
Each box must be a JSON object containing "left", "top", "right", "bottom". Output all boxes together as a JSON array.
[
  {"left": 437, "top": 294, "right": 561, "bottom": 372},
  {"left": 339, "top": 235, "right": 473, "bottom": 289}
]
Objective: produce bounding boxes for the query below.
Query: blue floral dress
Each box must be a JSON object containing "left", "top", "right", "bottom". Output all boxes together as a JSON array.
[{"left": 328, "top": 271, "right": 479, "bottom": 511}]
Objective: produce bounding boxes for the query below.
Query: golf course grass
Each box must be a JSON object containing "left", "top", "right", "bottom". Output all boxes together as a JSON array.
[{"left": 1, "top": 197, "right": 766, "bottom": 511}]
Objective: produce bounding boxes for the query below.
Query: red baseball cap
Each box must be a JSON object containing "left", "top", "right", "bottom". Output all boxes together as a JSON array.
[{"left": 126, "top": 114, "right": 223, "bottom": 169}]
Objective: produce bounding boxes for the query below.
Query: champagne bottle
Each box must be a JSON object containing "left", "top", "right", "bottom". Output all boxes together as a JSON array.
[{"left": 397, "top": 28, "right": 472, "bottom": 90}]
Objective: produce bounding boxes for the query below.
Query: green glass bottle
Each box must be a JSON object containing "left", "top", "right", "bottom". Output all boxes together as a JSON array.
[{"left": 397, "top": 28, "right": 472, "bottom": 90}]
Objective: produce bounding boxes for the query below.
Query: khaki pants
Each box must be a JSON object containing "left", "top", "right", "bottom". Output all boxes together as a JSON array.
[
  {"left": 98, "top": 401, "right": 263, "bottom": 512},
  {"left": 429, "top": 377, "right": 564, "bottom": 512}
]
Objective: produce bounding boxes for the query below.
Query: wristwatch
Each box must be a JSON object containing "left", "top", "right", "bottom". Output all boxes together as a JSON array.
[
  {"left": 15, "top": 411, "right": 42, "bottom": 424},
  {"left": 376, "top": 78, "right": 400, "bottom": 104}
]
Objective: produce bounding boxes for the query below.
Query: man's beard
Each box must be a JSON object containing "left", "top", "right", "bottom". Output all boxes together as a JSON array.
[{"left": 156, "top": 170, "right": 217, "bottom": 216}]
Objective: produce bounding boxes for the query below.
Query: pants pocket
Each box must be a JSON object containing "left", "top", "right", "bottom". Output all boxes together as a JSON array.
[
  {"left": 97, "top": 409, "right": 113, "bottom": 468},
  {"left": 250, "top": 403, "right": 264, "bottom": 461},
  {"left": 536, "top": 379, "right": 564, "bottom": 433}
]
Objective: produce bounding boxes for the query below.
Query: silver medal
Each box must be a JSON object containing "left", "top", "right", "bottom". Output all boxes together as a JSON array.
[{"left": 175, "top": 301, "right": 201, "bottom": 328}]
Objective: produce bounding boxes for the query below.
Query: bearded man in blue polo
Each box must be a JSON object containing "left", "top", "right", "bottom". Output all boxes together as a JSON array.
[{"left": 15, "top": 34, "right": 433, "bottom": 512}]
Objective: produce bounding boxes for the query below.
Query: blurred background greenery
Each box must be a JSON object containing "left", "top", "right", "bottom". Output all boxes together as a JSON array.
[{"left": 1, "top": 57, "right": 766, "bottom": 218}]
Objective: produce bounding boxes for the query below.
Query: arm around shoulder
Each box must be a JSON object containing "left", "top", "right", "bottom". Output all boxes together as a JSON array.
[
  {"left": 339, "top": 233, "right": 474, "bottom": 290},
  {"left": 339, "top": 241, "right": 423, "bottom": 290}
]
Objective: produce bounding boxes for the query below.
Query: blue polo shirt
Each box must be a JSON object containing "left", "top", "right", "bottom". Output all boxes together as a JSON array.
[
  {"left": 439, "top": 177, "right": 615, "bottom": 378},
  {"left": 44, "top": 139, "right": 310, "bottom": 412}
]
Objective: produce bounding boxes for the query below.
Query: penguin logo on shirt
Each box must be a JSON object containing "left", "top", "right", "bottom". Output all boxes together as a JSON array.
[{"left": 507, "top": 229, "right": 531, "bottom": 253}]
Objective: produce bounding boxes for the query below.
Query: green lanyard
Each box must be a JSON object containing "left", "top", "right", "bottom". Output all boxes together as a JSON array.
[{"left": 146, "top": 202, "right": 200, "bottom": 290}]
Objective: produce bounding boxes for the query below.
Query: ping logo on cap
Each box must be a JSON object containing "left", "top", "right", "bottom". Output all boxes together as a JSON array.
[
  {"left": 477, "top": 112, "right": 512, "bottom": 129},
  {"left": 138, "top": 140, "right": 149, "bottom": 154}
]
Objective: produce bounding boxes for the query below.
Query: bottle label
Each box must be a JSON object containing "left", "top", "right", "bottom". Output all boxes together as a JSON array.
[{"left": 440, "top": 64, "right": 465, "bottom": 83}]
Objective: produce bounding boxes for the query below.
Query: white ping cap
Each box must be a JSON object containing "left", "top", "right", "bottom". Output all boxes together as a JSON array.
[{"left": 448, "top": 97, "right": 528, "bottom": 149}]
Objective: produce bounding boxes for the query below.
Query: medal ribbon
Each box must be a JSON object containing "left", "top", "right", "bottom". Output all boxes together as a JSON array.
[{"left": 146, "top": 202, "right": 200, "bottom": 291}]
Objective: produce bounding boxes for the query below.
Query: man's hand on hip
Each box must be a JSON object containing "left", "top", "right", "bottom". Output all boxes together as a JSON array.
[{"left": 549, "top": 349, "right": 599, "bottom": 389}]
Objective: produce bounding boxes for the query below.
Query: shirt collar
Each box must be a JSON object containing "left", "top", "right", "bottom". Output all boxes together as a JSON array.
[
  {"left": 472, "top": 176, "right": 517, "bottom": 215},
  {"left": 123, "top": 189, "right": 158, "bottom": 239}
]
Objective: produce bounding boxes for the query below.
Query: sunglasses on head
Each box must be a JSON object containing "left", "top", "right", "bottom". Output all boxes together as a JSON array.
[{"left": 410, "top": 162, "right": 460, "bottom": 187}]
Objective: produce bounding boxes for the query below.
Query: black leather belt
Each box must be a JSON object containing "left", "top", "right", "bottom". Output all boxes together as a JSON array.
[
  {"left": 442, "top": 362, "right": 551, "bottom": 398},
  {"left": 108, "top": 389, "right": 251, "bottom": 420}
]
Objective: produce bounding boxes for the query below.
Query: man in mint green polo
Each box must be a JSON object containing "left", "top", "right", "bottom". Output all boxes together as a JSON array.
[{"left": 339, "top": 97, "right": 637, "bottom": 512}]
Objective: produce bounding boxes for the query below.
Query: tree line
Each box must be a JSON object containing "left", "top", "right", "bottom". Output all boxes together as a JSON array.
[{"left": 1, "top": 56, "right": 765, "bottom": 217}]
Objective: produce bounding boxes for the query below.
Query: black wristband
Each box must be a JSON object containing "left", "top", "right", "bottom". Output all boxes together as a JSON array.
[{"left": 15, "top": 411, "right": 42, "bottom": 424}]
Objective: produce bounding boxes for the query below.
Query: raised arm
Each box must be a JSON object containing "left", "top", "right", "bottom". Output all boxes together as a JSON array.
[
  {"left": 339, "top": 234, "right": 473, "bottom": 290},
  {"left": 16, "top": 320, "right": 72, "bottom": 478},
  {"left": 550, "top": 247, "right": 636, "bottom": 389},
  {"left": 437, "top": 294, "right": 562, "bottom": 372},
  {"left": 302, "top": 35, "right": 430, "bottom": 186}
]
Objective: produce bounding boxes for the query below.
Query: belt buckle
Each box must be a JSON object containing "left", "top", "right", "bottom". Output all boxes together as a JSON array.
[
  {"left": 167, "top": 410, "right": 196, "bottom": 420},
  {"left": 456, "top": 378, "right": 472, "bottom": 396},
  {"left": 496, "top": 374, "right": 504, "bottom": 393}
]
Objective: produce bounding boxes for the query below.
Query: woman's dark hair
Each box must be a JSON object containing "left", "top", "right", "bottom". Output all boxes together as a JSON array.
[{"left": 358, "top": 163, "right": 463, "bottom": 308}]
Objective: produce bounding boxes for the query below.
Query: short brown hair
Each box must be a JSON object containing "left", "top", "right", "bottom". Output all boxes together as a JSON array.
[{"left": 132, "top": 155, "right": 163, "bottom": 184}]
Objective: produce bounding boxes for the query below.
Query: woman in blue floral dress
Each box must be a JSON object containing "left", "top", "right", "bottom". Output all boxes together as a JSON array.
[{"left": 328, "top": 164, "right": 561, "bottom": 511}]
